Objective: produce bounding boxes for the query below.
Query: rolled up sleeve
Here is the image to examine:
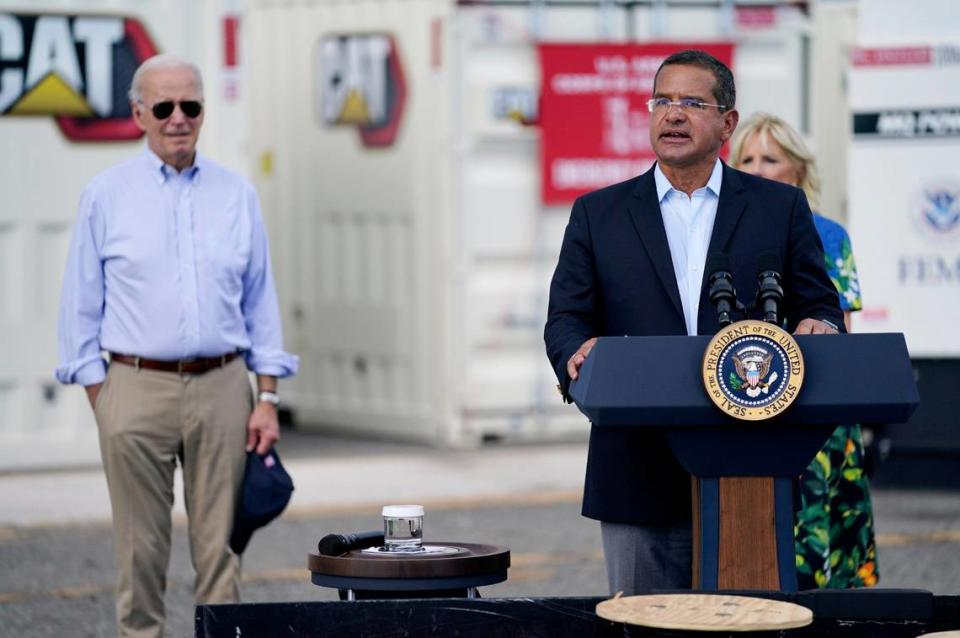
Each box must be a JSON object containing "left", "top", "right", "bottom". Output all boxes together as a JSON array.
[
  {"left": 56, "top": 186, "right": 107, "bottom": 385},
  {"left": 240, "top": 187, "right": 299, "bottom": 378}
]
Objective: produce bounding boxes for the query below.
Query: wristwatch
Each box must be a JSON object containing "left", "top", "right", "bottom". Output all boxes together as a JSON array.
[{"left": 257, "top": 391, "right": 280, "bottom": 406}]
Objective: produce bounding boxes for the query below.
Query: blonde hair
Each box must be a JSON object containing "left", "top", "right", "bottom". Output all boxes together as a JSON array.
[{"left": 729, "top": 112, "right": 821, "bottom": 211}]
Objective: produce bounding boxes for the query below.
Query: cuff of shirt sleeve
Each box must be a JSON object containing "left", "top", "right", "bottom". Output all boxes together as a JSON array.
[
  {"left": 57, "top": 357, "right": 107, "bottom": 386},
  {"left": 244, "top": 351, "right": 299, "bottom": 378},
  {"left": 819, "top": 318, "right": 841, "bottom": 332}
]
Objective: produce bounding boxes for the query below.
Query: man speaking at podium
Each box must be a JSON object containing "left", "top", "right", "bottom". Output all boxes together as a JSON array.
[{"left": 544, "top": 50, "right": 843, "bottom": 595}]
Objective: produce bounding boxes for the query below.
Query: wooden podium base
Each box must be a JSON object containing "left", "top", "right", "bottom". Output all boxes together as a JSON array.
[{"left": 692, "top": 476, "right": 793, "bottom": 591}]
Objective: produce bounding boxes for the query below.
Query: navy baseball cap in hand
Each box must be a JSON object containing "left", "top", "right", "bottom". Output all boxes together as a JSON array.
[{"left": 230, "top": 449, "right": 294, "bottom": 554}]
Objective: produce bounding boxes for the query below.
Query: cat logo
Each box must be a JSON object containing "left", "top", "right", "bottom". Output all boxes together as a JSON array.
[
  {"left": 317, "top": 33, "right": 407, "bottom": 148},
  {"left": 0, "top": 13, "right": 158, "bottom": 141}
]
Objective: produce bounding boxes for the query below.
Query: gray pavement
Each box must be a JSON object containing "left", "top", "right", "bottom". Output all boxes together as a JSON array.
[{"left": 0, "top": 431, "right": 958, "bottom": 637}]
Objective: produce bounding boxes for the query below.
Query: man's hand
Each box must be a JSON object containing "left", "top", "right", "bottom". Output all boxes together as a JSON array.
[
  {"left": 85, "top": 383, "right": 104, "bottom": 410},
  {"left": 794, "top": 318, "right": 839, "bottom": 335},
  {"left": 246, "top": 402, "right": 280, "bottom": 455},
  {"left": 566, "top": 337, "right": 598, "bottom": 381}
]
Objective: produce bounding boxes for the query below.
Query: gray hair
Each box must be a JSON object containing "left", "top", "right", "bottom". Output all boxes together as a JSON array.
[
  {"left": 729, "top": 112, "right": 822, "bottom": 211},
  {"left": 128, "top": 54, "right": 204, "bottom": 103}
]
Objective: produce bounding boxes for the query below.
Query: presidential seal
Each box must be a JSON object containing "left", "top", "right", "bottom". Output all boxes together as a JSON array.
[{"left": 702, "top": 320, "right": 805, "bottom": 421}]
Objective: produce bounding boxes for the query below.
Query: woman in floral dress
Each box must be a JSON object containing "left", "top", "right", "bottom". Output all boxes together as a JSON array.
[{"left": 731, "top": 113, "right": 878, "bottom": 589}]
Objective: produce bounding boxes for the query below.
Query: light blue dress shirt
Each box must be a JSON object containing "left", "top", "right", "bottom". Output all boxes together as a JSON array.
[
  {"left": 654, "top": 158, "right": 723, "bottom": 336},
  {"left": 56, "top": 150, "right": 298, "bottom": 386}
]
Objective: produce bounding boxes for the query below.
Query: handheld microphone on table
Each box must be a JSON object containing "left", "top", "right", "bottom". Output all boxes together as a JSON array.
[
  {"left": 706, "top": 252, "right": 740, "bottom": 327},
  {"left": 756, "top": 251, "right": 784, "bottom": 325},
  {"left": 317, "top": 531, "right": 385, "bottom": 556}
]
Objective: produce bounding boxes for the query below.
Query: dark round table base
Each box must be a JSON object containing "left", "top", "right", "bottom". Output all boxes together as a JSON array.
[{"left": 313, "top": 570, "right": 508, "bottom": 600}]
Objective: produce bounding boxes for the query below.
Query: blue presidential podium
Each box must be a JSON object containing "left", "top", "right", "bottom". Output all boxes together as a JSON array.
[{"left": 570, "top": 333, "right": 919, "bottom": 592}]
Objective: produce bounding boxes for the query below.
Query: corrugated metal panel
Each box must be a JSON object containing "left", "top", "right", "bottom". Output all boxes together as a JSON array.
[{"left": 249, "top": 0, "right": 454, "bottom": 442}]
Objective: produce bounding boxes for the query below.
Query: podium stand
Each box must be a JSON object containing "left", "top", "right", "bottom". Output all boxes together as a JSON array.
[{"left": 570, "top": 333, "right": 919, "bottom": 592}]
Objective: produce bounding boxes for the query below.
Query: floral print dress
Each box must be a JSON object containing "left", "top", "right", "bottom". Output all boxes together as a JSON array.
[{"left": 794, "top": 214, "right": 878, "bottom": 589}]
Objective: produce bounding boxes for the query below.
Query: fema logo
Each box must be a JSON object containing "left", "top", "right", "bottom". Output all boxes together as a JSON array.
[
  {"left": 912, "top": 181, "right": 960, "bottom": 242},
  {"left": 702, "top": 320, "right": 805, "bottom": 421}
]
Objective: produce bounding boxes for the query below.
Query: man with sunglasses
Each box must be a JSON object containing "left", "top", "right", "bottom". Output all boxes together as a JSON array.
[
  {"left": 544, "top": 50, "right": 843, "bottom": 594},
  {"left": 56, "top": 54, "right": 297, "bottom": 638}
]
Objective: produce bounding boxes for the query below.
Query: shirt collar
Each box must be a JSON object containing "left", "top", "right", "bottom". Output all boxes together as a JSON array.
[
  {"left": 143, "top": 148, "right": 202, "bottom": 184},
  {"left": 654, "top": 158, "right": 723, "bottom": 202}
]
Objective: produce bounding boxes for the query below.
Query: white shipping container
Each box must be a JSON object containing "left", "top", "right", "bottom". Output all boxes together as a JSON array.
[{"left": 247, "top": 0, "right": 819, "bottom": 446}]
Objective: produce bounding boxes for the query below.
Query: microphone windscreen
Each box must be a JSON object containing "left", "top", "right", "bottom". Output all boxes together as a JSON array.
[
  {"left": 758, "top": 250, "right": 782, "bottom": 273},
  {"left": 317, "top": 530, "right": 385, "bottom": 556},
  {"left": 706, "top": 252, "right": 731, "bottom": 275},
  {"left": 317, "top": 534, "right": 348, "bottom": 556}
]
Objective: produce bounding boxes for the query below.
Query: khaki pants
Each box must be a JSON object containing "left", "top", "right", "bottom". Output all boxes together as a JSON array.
[{"left": 94, "top": 357, "right": 251, "bottom": 638}]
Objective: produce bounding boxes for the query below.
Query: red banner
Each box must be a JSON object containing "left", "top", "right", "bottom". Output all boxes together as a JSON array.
[{"left": 538, "top": 43, "right": 734, "bottom": 205}]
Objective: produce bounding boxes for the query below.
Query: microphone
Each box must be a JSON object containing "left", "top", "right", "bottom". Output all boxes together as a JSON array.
[
  {"left": 706, "top": 252, "right": 737, "bottom": 328},
  {"left": 756, "top": 251, "right": 784, "bottom": 325},
  {"left": 317, "top": 530, "right": 385, "bottom": 556}
]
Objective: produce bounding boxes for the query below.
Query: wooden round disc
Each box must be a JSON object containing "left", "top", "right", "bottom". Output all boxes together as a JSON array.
[
  {"left": 595, "top": 594, "right": 813, "bottom": 632},
  {"left": 916, "top": 632, "right": 960, "bottom": 637}
]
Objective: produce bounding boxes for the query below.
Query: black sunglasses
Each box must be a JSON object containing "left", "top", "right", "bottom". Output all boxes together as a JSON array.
[{"left": 145, "top": 100, "right": 203, "bottom": 120}]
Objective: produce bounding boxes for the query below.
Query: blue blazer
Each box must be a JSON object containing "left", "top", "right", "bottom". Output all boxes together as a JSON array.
[{"left": 544, "top": 163, "right": 844, "bottom": 525}]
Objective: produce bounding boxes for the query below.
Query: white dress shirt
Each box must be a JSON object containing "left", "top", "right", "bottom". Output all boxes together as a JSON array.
[{"left": 654, "top": 158, "right": 723, "bottom": 336}]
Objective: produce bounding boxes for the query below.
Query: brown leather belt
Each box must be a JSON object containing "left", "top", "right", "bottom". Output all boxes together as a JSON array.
[{"left": 110, "top": 352, "right": 239, "bottom": 374}]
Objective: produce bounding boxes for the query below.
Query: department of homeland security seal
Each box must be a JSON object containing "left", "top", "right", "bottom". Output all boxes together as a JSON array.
[{"left": 702, "top": 320, "right": 805, "bottom": 421}]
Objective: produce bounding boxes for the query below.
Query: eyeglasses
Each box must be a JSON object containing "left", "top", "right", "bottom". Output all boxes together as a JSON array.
[
  {"left": 141, "top": 100, "right": 203, "bottom": 120},
  {"left": 647, "top": 97, "right": 727, "bottom": 113}
]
